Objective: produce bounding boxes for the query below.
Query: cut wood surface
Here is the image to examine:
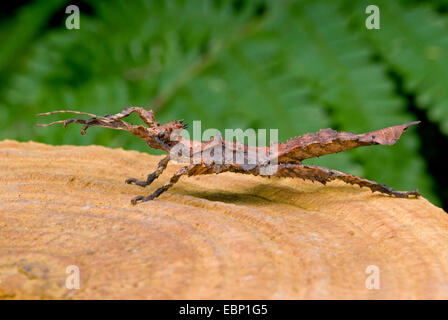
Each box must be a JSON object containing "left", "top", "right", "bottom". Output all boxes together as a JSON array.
[{"left": 1, "top": 139, "right": 447, "bottom": 299}]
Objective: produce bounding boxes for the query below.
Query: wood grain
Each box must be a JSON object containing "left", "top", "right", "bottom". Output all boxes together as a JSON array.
[{"left": 1, "top": 140, "right": 447, "bottom": 299}]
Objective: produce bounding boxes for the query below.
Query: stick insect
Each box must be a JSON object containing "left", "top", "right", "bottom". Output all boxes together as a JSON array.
[{"left": 37, "top": 107, "right": 420, "bottom": 204}]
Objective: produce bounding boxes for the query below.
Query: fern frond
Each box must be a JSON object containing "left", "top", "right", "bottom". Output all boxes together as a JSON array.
[{"left": 344, "top": 0, "right": 448, "bottom": 135}]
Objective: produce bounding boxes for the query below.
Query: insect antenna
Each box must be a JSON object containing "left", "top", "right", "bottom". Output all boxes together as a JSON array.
[
  {"left": 179, "top": 120, "right": 189, "bottom": 129},
  {"left": 35, "top": 110, "right": 114, "bottom": 128},
  {"left": 37, "top": 110, "right": 107, "bottom": 119}
]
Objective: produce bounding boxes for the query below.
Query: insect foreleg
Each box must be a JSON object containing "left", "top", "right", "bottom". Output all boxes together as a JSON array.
[
  {"left": 105, "top": 107, "right": 158, "bottom": 128},
  {"left": 36, "top": 106, "right": 158, "bottom": 134},
  {"left": 36, "top": 111, "right": 133, "bottom": 134}
]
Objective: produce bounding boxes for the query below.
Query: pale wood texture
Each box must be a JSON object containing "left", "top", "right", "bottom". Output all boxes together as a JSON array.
[{"left": 1, "top": 140, "right": 447, "bottom": 299}]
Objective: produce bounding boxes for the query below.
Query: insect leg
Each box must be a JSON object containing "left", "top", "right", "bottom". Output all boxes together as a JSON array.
[
  {"left": 126, "top": 155, "right": 170, "bottom": 187},
  {"left": 36, "top": 110, "right": 136, "bottom": 135},
  {"left": 131, "top": 164, "right": 193, "bottom": 204},
  {"left": 37, "top": 107, "right": 158, "bottom": 134},
  {"left": 131, "top": 163, "right": 228, "bottom": 204},
  {"left": 105, "top": 107, "right": 158, "bottom": 128},
  {"left": 271, "top": 163, "right": 420, "bottom": 198}
]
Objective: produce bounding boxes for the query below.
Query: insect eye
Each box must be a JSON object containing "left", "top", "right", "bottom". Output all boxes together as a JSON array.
[{"left": 158, "top": 132, "right": 165, "bottom": 138}]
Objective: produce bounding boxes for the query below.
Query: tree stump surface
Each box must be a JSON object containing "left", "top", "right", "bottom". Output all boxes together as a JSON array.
[{"left": 1, "top": 140, "right": 447, "bottom": 299}]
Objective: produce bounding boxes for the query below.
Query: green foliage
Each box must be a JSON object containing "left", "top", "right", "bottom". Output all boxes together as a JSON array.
[
  {"left": 344, "top": 0, "right": 448, "bottom": 134},
  {"left": 0, "top": 0, "right": 445, "bottom": 205}
]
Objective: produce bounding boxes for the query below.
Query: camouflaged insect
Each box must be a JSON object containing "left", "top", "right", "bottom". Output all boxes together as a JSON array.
[{"left": 37, "top": 107, "right": 420, "bottom": 204}]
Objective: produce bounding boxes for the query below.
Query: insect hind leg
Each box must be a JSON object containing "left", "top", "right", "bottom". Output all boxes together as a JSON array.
[{"left": 272, "top": 163, "right": 420, "bottom": 198}]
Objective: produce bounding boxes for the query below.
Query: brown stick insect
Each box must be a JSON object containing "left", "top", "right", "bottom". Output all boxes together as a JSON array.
[{"left": 37, "top": 107, "right": 420, "bottom": 204}]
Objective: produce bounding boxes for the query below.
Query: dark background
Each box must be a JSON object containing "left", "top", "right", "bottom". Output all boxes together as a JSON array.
[{"left": 1, "top": 0, "right": 447, "bottom": 209}]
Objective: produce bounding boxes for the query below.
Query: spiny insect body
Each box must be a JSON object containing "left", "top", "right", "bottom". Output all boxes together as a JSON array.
[{"left": 37, "top": 107, "right": 420, "bottom": 204}]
